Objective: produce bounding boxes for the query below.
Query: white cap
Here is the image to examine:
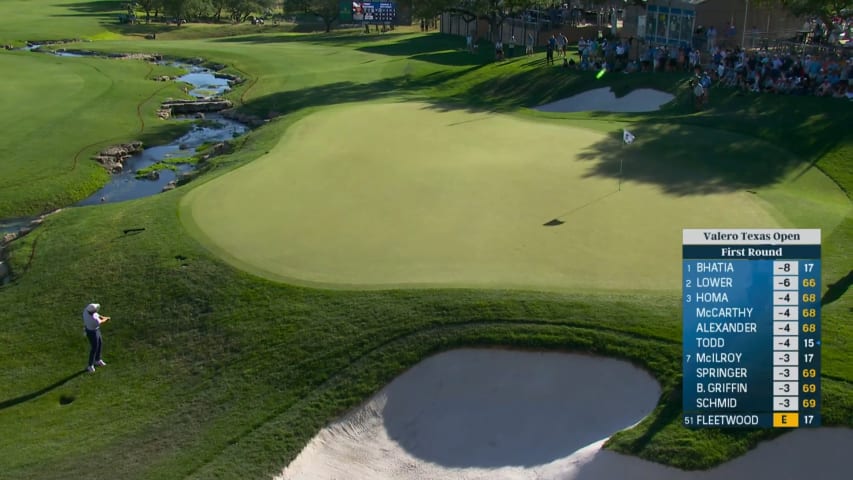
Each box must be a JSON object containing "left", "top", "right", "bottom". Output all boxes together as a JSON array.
[{"left": 86, "top": 303, "right": 100, "bottom": 313}]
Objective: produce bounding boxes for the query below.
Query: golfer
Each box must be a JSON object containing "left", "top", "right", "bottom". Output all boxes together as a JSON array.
[{"left": 83, "top": 303, "right": 110, "bottom": 373}]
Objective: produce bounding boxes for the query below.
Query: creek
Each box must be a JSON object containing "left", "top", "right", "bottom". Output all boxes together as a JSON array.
[{"left": 0, "top": 51, "right": 250, "bottom": 284}]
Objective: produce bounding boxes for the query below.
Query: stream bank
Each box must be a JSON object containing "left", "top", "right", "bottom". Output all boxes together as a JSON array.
[{"left": 0, "top": 50, "right": 257, "bottom": 285}]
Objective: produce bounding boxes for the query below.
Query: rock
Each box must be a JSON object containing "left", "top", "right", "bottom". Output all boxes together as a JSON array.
[
  {"left": 177, "top": 172, "right": 195, "bottom": 185},
  {"left": 93, "top": 142, "right": 142, "bottom": 173},
  {"left": 162, "top": 180, "right": 177, "bottom": 192},
  {"left": 194, "top": 112, "right": 205, "bottom": 119},
  {"left": 146, "top": 170, "right": 160, "bottom": 180},
  {"left": 214, "top": 72, "right": 240, "bottom": 81},
  {"left": 213, "top": 142, "right": 232, "bottom": 155},
  {"left": 2, "top": 233, "right": 17, "bottom": 244},
  {"left": 157, "top": 109, "right": 171, "bottom": 119}
]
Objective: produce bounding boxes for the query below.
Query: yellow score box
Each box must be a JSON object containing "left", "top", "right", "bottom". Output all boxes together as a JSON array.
[{"left": 773, "top": 413, "right": 799, "bottom": 427}]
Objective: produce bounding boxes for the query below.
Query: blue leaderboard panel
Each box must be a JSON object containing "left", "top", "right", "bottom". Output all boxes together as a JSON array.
[{"left": 682, "top": 229, "right": 821, "bottom": 428}]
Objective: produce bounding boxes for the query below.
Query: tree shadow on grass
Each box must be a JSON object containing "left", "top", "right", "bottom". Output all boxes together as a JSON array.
[
  {"left": 0, "top": 370, "right": 86, "bottom": 410},
  {"left": 212, "top": 30, "right": 408, "bottom": 46},
  {"left": 434, "top": 68, "right": 688, "bottom": 112},
  {"left": 357, "top": 34, "right": 492, "bottom": 66},
  {"left": 570, "top": 83, "right": 853, "bottom": 195},
  {"left": 214, "top": 32, "right": 495, "bottom": 66},
  {"left": 51, "top": 0, "right": 123, "bottom": 20},
  {"left": 239, "top": 67, "right": 480, "bottom": 118},
  {"left": 573, "top": 124, "right": 810, "bottom": 195}
]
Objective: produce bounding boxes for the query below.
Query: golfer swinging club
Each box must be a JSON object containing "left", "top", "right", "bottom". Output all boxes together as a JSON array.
[{"left": 83, "top": 303, "right": 110, "bottom": 373}]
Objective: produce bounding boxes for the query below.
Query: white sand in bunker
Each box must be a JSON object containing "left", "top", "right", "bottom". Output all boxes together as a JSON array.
[
  {"left": 535, "top": 87, "right": 675, "bottom": 113},
  {"left": 277, "top": 349, "right": 662, "bottom": 480},
  {"left": 278, "top": 349, "right": 853, "bottom": 480}
]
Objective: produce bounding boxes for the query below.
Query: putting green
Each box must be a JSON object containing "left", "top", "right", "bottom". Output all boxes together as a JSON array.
[{"left": 182, "top": 102, "right": 785, "bottom": 291}]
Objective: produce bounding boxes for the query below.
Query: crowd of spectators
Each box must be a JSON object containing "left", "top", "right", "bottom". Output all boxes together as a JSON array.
[
  {"left": 698, "top": 46, "right": 851, "bottom": 99},
  {"left": 562, "top": 34, "right": 851, "bottom": 101}
]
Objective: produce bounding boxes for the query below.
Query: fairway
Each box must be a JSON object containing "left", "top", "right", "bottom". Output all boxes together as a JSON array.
[{"left": 182, "top": 102, "right": 782, "bottom": 291}]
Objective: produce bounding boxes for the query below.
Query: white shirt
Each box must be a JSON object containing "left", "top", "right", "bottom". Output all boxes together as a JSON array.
[{"left": 83, "top": 310, "right": 102, "bottom": 330}]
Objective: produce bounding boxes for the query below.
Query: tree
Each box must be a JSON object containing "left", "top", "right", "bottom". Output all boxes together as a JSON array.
[
  {"left": 185, "top": 0, "right": 214, "bottom": 19},
  {"left": 778, "top": 0, "right": 851, "bottom": 32},
  {"left": 162, "top": 0, "right": 190, "bottom": 22},
  {"left": 306, "top": 0, "right": 340, "bottom": 32},
  {"left": 226, "top": 0, "right": 276, "bottom": 22},
  {"left": 136, "top": 0, "right": 164, "bottom": 23},
  {"left": 413, "top": 0, "right": 456, "bottom": 20},
  {"left": 283, "top": 0, "right": 311, "bottom": 15},
  {"left": 440, "top": 0, "right": 542, "bottom": 41},
  {"left": 210, "top": 0, "right": 228, "bottom": 21}
]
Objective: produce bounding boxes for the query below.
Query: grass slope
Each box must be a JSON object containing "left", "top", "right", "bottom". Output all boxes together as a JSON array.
[
  {"left": 0, "top": 52, "right": 190, "bottom": 217},
  {"left": 0, "top": 0, "right": 124, "bottom": 46},
  {"left": 0, "top": 26, "right": 850, "bottom": 480}
]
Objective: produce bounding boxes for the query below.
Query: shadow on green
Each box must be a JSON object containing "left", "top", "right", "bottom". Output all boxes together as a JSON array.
[{"left": 575, "top": 123, "right": 804, "bottom": 195}]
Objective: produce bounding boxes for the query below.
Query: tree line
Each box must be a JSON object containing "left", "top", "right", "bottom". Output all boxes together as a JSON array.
[
  {"left": 130, "top": 0, "right": 345, "bottom": 31},
  {"left": 128, "top": 0, "right": 850, "bottom": 36}
]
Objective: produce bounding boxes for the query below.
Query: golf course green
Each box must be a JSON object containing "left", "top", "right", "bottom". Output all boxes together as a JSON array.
[
  {"left": 0, "top": 1, "right": 850, "bottom": 480},
  {"left": 182, "top": 101, "right": 809, "bottom": 291}
]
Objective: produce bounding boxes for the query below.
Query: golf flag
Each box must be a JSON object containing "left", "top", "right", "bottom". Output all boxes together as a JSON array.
[{"left": 623, "top": 129, "right": 635, "bottom": 144}]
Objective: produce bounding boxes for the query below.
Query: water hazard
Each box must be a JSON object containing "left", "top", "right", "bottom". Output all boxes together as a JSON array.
[
  {"left": 1, "top": 49, "right": 250, "bottom": 253},
  {"left": 173, "top": 64, "right": 231, "bottom": 98},
  {"left": 77, "top": 115, "right": 247, "bottom": 206}
]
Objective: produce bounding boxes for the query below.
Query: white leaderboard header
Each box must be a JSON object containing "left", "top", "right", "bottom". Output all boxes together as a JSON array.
[{"left": 683, "top": 229, "right": 821, "bottom": 245}]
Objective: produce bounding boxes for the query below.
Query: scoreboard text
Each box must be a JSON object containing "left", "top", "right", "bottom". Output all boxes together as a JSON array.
[
  {"left": 682, "top": 229, "right": 821, "bottom": 428},
  {"left": 352, "top": 2, "right": 396, "bottom": 24}
]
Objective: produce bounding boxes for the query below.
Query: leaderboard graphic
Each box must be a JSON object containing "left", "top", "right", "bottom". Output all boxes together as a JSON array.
[
  {"left": 352, "top": 2, "right": 397, "bottom": 24},
  {"left": 682, "top": 229, "right": 821, "bottom": 428}
]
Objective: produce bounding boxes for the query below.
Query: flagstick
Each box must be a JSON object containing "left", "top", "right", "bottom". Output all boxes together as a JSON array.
[{"left": 618, "top": 155, "right": 623, "bottom": 191}]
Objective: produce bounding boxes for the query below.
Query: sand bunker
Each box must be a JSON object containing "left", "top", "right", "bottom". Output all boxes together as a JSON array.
[
  {"left": 535, "top": 87, "right": 674, "bottom": 113},
  {"left": 278, "top": 349, "right": 661, "bottom": 479},
  {"left": 278, "top": 349, "right": 853, "bottom": 480}
]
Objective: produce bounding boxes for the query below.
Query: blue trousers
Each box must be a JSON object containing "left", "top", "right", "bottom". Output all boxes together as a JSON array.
[{"left": 86, "top": 328, "right": 102, "bottom": 367}]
